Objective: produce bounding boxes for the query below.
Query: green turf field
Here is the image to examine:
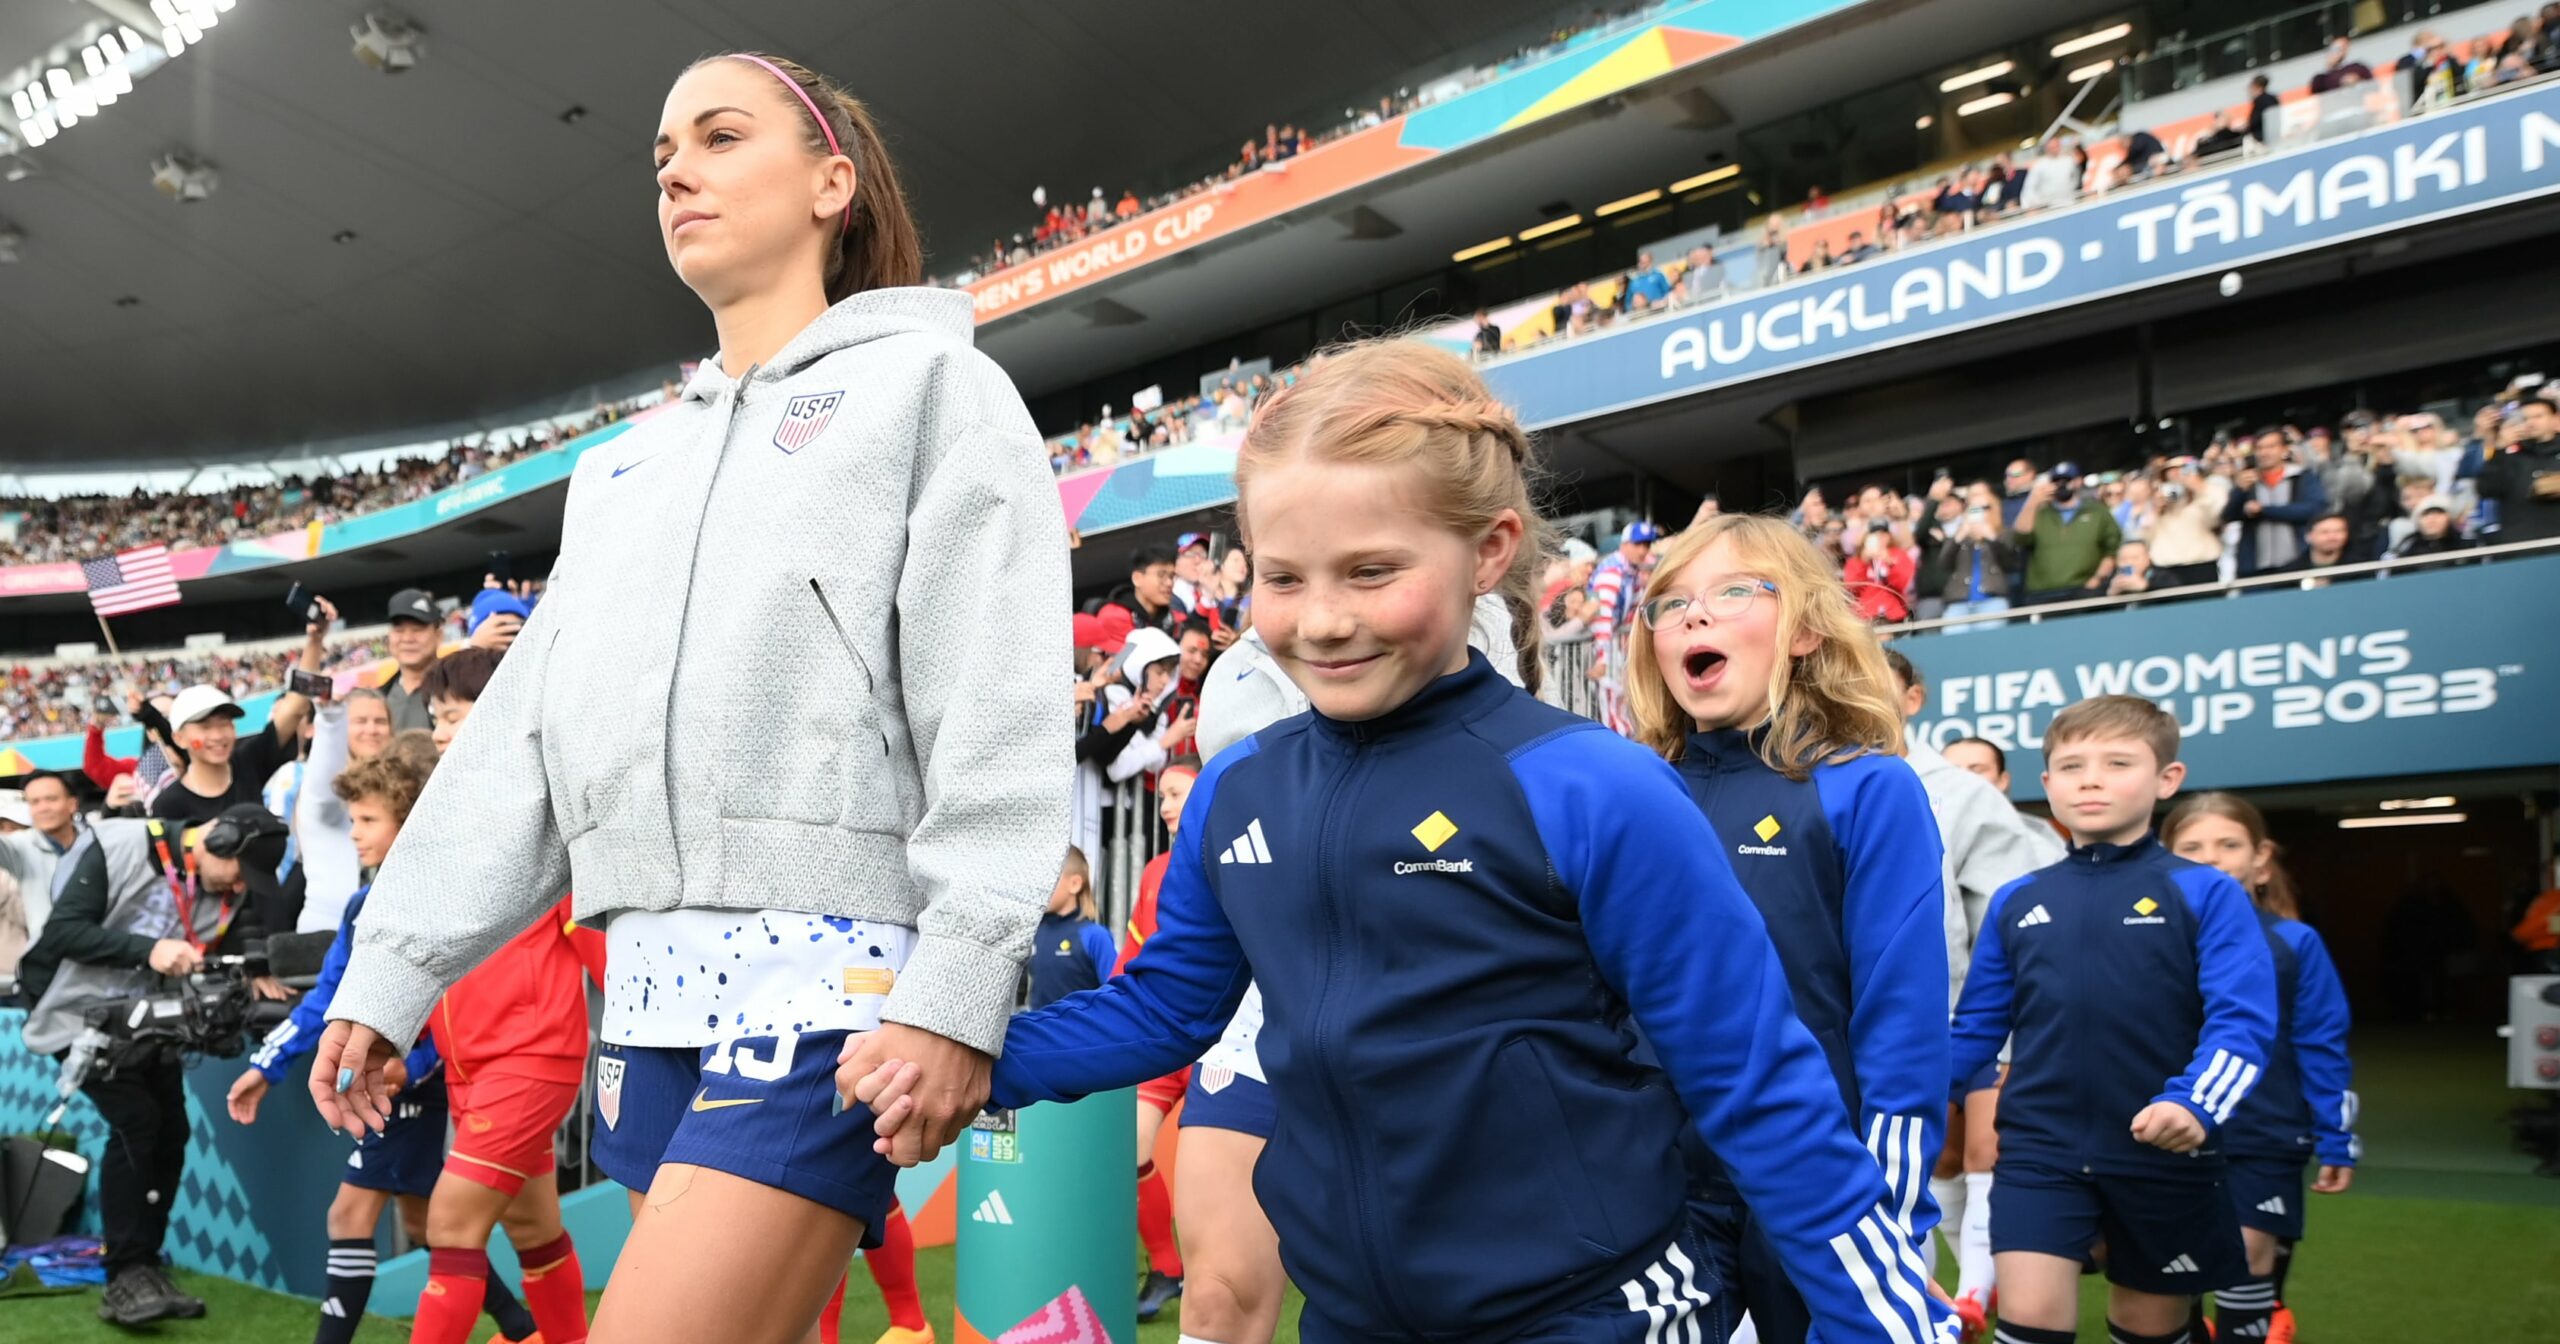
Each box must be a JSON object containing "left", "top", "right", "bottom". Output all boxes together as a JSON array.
[{"left": 9, "top": 1027, "right": 2555, "bottom": 1342}]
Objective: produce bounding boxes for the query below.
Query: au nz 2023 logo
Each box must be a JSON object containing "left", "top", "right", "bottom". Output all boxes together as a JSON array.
[{"left": 774, "top": 390, "right": 845, "bottom": 453}]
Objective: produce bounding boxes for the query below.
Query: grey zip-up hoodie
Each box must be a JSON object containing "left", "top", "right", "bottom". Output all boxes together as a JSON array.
[{"left": 329, "top": 288, "right": 1072, "bottom": 1056}]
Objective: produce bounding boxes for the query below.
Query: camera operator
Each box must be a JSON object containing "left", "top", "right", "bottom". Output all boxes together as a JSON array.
[{"left": 18, "top": 803, "right": 291, "bottom": 1325}]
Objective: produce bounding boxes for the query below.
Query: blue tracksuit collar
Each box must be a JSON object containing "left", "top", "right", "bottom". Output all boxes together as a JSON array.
[
  {"left": 2065, "top": 832, "right": 2161, "bottom": 866},
  {"left": 1681, "top": 725, "right": 1771, "bottom": 773},
  {"left": 1306, "top": 650, "right": 1509, "bottom": 744}
]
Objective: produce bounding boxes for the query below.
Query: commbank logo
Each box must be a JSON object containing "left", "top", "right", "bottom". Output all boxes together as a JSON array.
[
  {"left": 972, "top": 1189, "right": 1016, "bottom": 1225},
  {"left": 1412, "top": 810, "right": 1459, "bottom": 852},
  {"left": 2017, "top": 904, "right": 2053, "bottom": 928},
  {"left": 1219, "top": 819, "right": 1274, "bottom": 866},
  {"left": 1735, "top": 813, "right": 1788, "bottom": 857}
]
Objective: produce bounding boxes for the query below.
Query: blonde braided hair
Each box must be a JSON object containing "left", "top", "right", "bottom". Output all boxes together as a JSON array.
[{"left": 1237, "top": 341, "right": 1551, "bottom": 693}]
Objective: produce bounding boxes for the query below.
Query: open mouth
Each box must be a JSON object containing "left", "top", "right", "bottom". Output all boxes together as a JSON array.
[{"left": 1682, "top": 647, "right": 1728, "bottom": 686}]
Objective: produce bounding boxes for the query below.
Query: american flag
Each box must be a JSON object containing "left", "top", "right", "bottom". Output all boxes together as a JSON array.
[{"left": 82, "top": 544, "right": 182, "bottom": 618}]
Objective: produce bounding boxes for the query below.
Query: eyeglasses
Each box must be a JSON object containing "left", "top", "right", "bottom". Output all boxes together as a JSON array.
[{"left": 1638, "top": 579, "right": 1777, "bottom": 629}]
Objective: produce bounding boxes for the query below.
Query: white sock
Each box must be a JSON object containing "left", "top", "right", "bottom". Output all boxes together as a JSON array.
[
  {"left": 1930, "top": 1173, "right": 1970, "bottom": 1274},
  {"left": 1730, "top": 1312, "right": 1761, "bottom": 1344},
  {"left": 1958, "top": 1170, "right": 1997, "bottom": 1300}
]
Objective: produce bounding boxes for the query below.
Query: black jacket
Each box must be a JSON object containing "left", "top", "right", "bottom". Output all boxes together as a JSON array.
[{"left": 2479, "top": 435, "right": 2560, "bottom": 545}]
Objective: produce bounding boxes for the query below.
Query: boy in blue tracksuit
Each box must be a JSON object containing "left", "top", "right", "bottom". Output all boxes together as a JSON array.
[
  {"left": 1951, "top": 695, "right": 2279, "bottom": 1344},
  {"left": 950, "top": 656, "right": 1947, "bottom": 1343}
]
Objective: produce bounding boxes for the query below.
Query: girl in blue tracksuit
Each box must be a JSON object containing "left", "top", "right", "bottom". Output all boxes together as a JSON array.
[
  {"left": 1625, "top": 513, "right": 1952, "bottom": 1344},
  {"left": 847, "top": 340, "right": 1954, "bottom": 1344},
  {"left": 2165, "top": 794, "right": 2357, "bottom": 1344}
]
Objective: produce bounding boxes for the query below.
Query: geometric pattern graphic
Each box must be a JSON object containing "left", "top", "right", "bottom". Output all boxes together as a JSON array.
[
  {"left": 0, "top": 1009, "right": 292, "bottom": 1293},
  {"left": 997, "top": 1284, "right": 1109, "bottom": 1344}
]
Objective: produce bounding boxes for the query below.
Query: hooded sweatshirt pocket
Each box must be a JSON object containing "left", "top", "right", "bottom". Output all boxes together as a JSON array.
[{"left": 808, "top": 578, "right": 901, "bottom": 831}]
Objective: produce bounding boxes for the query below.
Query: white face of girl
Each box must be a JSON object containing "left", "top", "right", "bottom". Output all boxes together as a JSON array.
[
  {"left": 654, "top": 61, "right": 853, "bottom": 305},
  {"left": 1245, "top": 458, "right": 1516, "bottom": 723},
  {"left": 2170, "top": 813, "right": 2265, "bottom": 889},
  {"left": 1647, "top": 537, "right": 1817, "bottom": 734}
]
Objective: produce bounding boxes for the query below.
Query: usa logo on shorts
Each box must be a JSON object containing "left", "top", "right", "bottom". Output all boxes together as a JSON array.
[
  {"left": 595, "top": 1055, "right": 625, "bottom": 1132},
  {"left": 1201, "top": 1064, "right": 1235, "bottom": 1095},
  {"left": 774, "top": 391, "right": 845, "bottom": 453}
]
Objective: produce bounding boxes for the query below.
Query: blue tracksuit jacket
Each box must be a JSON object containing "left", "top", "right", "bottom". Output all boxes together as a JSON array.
[
  {"left": 1676, "top": 729, "right": 1951, "bottom": 1240},
  {"left": 1950, "top": 836, "right": 2279, "bottom": 1173},
  {"left": 1025, "top": 911, "right": 1117, "bottom": 1010},
  {"left": 2223, "top": 910, "right": 2359, "bottom": 1166},
  {"left": 992, "top": 655, "right": 1950, "bottom": 1344},
  {"left": 251, "top": 885, "right": 441, "bottom": 1086}
]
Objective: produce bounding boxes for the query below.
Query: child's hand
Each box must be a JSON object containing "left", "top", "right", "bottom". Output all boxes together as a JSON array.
[
  {"left": 226, "top": 1069, "right": 268, "bottom": 1126},
  {"left": 834, "top": 1039, "right": 925, "bottom": 1160},
  {"left": 2129, "top": 1100, "right": 2206, "bottom": 1152},
  {"left": 2312, "top": 1164, "right": 2354, "bottom": 1194}
]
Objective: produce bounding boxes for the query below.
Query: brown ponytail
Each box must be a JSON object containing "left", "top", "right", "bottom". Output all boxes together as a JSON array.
[{"left": 696, "top": 53, "right": 924, "bottom": 300}]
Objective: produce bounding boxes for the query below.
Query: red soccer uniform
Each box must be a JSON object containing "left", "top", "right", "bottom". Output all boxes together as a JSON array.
[
  {"left": 1121, "top": 854, "right": 1191, "bottom": 1111},
  {"left": 424, "top": 898, "right": 606, "bottom": 1193}
]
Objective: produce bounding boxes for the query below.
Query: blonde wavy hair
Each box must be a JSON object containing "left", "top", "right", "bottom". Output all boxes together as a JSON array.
[
  {"left": 1624, "top": 514, "right": 1905, "bottom": 776},
  {"left": 1235, "top": 339, "right": 1551, "bottom": 693}
]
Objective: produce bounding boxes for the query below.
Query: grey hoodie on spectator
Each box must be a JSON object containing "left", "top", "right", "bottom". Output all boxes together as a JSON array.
[{"left": 331, "top": 289, "right": 1073, "bottom": 1057}]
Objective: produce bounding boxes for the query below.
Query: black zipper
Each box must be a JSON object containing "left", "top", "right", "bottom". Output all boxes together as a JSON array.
[
  {"left": 1305, "top": 748, "right": 1417, "bottom": 1334},
  {"left": 810, "top": 578, "right": 892, "bottom": 763}
]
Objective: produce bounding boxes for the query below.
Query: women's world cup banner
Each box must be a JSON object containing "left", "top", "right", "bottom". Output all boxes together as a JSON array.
[{"left": 1899, "top": 555, "right": 2560, "bottom": 796}]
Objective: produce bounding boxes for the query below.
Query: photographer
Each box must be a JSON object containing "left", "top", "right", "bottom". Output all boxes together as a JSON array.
[
  {"left": 2147, "top": 458, "right": 2230, "bottom": 587},
  {"left": 2009, "top": 461, "right": 2121, "bottom": 604},
  {"left": 1919, "top": 479, "right": 2017, "bottom": 625},
  {"left": 18, "top": 803, "right": 291, "bottom": 1325}
]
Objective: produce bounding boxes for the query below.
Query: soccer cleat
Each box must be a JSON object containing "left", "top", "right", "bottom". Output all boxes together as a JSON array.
[
  {"left": 874, "top": 1328, "right": 935, "bottom": 1344},
  {"left": 1136, "top": 1269, "right": 1184, "bottom": 1322},
  {"left": 1951, "top": 1289, "right": 1990, "bottom": 1342},
  {"left": 2265, "top": 1306, "right": 2295, "bottom": 1344}
]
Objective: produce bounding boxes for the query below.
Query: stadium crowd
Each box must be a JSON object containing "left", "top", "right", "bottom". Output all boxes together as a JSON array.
[
  {"left": 947, "top": 2, "right": 1677, "bottom": 282},
  {"left": 0, "top": 398, "right": 652, "bottom": 569}
]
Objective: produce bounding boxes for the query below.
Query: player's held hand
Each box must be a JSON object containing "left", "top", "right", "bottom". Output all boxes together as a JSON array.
[
  {"left": 2129, "top": 1099, "right": 2208, "bottom": 1153},
  {"left": 309, "top": 1019, "right": 400, "bottom": 1139}
]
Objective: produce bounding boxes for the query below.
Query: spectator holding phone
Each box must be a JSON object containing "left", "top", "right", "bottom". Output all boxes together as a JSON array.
[
  {"left": 2147, "top": 459, "right": 2229, "bottom": 588},
  {"left": 2010, "top": 463, "right": 2121, "bottom": 603},
  {"left": 151, "top": 597, "right": 332, "bottom": 827},
  {"left": 2223, "top": 428, "right": 2330, "bottom": 577},
  {"left": 1920, "top": 480, "right": 2017, "bottom": 626},
  {"left": 2479, "top": 392, "right": 2560, "bottom": 545},
  {"left": 293, "top": 687, "right": 395, "bottom": 934}
]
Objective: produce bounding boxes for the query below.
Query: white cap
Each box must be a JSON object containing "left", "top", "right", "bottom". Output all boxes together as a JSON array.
[
  {"left": 170, "top": 683, "right": 244, "bottom": 729},
  {"left": 0, "top": 789, "right": 29, "bottom": 829},
  {"left": 2416, "top": 494, "right": 2453, "bottom": 514}
]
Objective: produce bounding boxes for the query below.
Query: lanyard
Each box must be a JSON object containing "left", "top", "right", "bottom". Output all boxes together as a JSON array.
[{"left": 148, "top": 824, "right": 236, "bottom": 958}]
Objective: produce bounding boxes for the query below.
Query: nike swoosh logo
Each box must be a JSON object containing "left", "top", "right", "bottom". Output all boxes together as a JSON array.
[
  {"left": 690, "top": 1088, "right": 762, "bottom": 1112},
  {"left": 611, "top": 455, "right": 659, "bottom": 478}
]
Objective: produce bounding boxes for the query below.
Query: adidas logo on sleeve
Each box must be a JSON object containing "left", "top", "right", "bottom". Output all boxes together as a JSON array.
[
  {"left": 2016, "top": 903, "right": 2052, "bottom": 928},
  {"left": 1220, "top": 819, "right": 1274, "bottom": 866}
]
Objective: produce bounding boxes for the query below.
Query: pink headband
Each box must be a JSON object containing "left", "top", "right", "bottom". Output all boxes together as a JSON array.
[{"left": 729, "top": 53, "right": 851, "bottom": 234}]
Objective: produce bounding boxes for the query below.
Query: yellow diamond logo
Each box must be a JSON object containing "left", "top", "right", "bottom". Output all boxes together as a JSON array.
[
  {"left": 1754, "top": 814, "right": 1782, "bottom": 843},
  {"left": 1412, "top": 811, "right": 1458, "bottom": 853},
  {"left": 2134, "top": 897, "right": 2159, "bottom": 916}
]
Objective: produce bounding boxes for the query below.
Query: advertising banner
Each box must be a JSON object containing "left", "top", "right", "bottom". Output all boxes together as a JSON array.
[
  {"left": 1900, "top": 557, "right": 2560, "bottom": 796},
  {"left": 1488, "top": 83, "right": 2560, "bottom": 428}
]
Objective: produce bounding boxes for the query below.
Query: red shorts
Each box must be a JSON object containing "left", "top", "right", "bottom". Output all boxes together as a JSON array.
[
  {"left": 1137, "top": 1066, "right": 1192, "bottom": 1115},
  {"left": 442, "top": 1067, "right": 580, "bottom": 1196}
]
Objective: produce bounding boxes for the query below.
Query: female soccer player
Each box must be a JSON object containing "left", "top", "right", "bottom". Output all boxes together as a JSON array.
[
  {"left": 1624, "top": 514, "right": 1951, "bottom": 1344},
  {"left": 311, "top": 50, "right": 1070, "bottom": 1344},
  {"left": 2165, "top": 793, "right": 2357, "bottom": 1344},
  {"left": 852, "top": 340, "right": 1951, "bottom": 1344}
]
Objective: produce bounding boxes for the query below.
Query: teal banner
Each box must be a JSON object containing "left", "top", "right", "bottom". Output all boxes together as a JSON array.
[
  {"left": 956, "top": 1090, "right": 1136, "bottom": 1342},
  {"left": 319, "top": 422, "right": 631, "bottom": 553},
  {"left": 1901, "top": 557, "right": 2560, "bottom": 796}
]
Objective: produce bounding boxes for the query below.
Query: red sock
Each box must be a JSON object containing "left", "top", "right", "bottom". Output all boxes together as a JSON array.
[
  {"left": 818, "top": 1274, "right": 847, "bottom": 1344},
  {"left": 413, "top": 1248, "right": 490, "bottom": 1344},
  {"left": 864, "top": 1201, "right": 928, "bottom": 1331},
  {"left": 1136, "top": 1162, "right": 1183, "bottom": 1278},
  {"left": 515, "top": 1233, "right": 590, "bottom": 1344}
]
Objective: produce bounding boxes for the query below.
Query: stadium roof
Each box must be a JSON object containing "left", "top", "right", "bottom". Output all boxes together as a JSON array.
[{"left": 0, "top": 0, "right": 1582, "bottom": 470}]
